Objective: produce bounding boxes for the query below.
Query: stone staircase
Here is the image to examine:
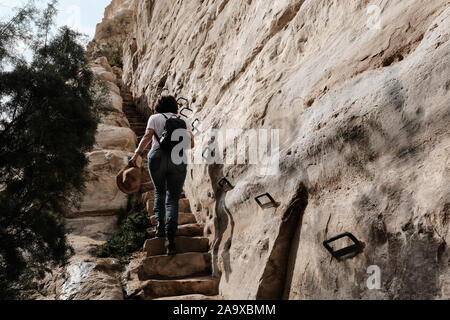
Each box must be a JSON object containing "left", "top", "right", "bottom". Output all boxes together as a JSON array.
[
  {"left": 120, "top": 89, "right": 153, "bottom": 193},
  {"left": 139, "top": 193, "right": 219, "bottom": 300},
  {"left": 120, "top": 88, "right": 219, "bottom": 300}
]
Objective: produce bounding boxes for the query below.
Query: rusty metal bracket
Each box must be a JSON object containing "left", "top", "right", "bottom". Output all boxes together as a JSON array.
[
  {"left": 255, "top": 193, "right": 280, "bottom": 209},
  {"left": 202, "top": 147, "right": 213, "bottom": 160},
  {"left": 177, "top": 97, "right": 189, "bottom": 107},
  {"left": 323, "top": 232, "right": 365, "bottom": 261},
  {"left": 218, "top": 178, "right": 234, "bottom": 191},
  {"left": 192, "top": 119, "right": 201, "bottom": 136},
  {"left": 180, "top": 107, "right": 193, "bottom": 118}
]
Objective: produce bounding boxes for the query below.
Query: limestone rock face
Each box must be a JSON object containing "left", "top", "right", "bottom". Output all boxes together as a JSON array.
[
  {"left": 122, "top": 0, "right": 450, "bottom": 299},
  {"left": 58, "top": 219, "right": 123, "bottom": 300},
  {"left": 94, "top": 124, "right": 137, "bottom": 152},
  {"left": 48, "top": 58, "right": 137, "bottom": 300},
  {"left": 88, "top": 0, "right": 136, "bottom": 63},
  {"left": 69, "top": 59, "right": 135, "bottom": 217},
  {"left": 68, "top": 150, "right": 130, "bottom": 217}
]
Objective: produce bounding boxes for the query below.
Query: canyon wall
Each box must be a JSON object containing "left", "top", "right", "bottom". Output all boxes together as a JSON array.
[
  {"left": 120, "top": 0, "right": 449, "bottom": 299},
  {"left": 32, "top": 58, "right": 135, "bottom": 300},
  {"left": 87, "top": 0, "right": 136, "bottom": 64}
]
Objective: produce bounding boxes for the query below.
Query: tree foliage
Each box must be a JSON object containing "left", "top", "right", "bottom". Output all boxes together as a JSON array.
[{"left": 0, "top": 1, "right": 107, "bottom": 299}]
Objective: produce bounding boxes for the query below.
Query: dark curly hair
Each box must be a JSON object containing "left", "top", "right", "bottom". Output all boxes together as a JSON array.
[{"left": 155, "top": 95, "right": 178, "bottom": 114}]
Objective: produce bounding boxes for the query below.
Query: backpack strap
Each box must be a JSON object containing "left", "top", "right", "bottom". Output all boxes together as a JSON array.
[
  {"left": 154, "top": 131, "right": 161, "bottom": 144},
  {"left": 154, "top": 113, "right": 169, "bottom": 144}
]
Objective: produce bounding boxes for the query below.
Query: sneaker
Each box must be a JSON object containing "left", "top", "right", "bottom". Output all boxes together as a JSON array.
[{"left": 165, "top": 237, "right": 177, "bottom": 256}]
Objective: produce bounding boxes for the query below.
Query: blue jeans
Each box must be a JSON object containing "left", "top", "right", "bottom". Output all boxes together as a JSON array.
[{"left": 148, "top": 149, "right": 187, "bottom": 236}]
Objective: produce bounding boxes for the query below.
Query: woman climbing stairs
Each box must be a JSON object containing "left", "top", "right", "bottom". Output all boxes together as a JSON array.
[
  {"left": 120, "top": 88, "right": 219, "bottom": 300},
  {"left": 139, "top": 194, "right": 219, "bottom": 300}
]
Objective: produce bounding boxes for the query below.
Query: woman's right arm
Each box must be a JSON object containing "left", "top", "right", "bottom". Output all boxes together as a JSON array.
[{"left": 129, "top": 128, "right": 154, "bottom": 167}]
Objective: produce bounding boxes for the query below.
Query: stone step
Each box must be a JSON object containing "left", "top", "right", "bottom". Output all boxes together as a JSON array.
[
  {"left": 146, "top": 197, "right": 188, "bottom": 216},
  {"left": 142, "top": 191, "right": 155, "bottom": 203},
  {"left": 144, "top": 237, "right": 209, "bottom": 257},
  {"left": 125, "top": 115, "right": 141, "bottom": 120},
  {"left": 150, "top": 213, "right": 197, "bottom": 226},
  {"left": 142, "top": 169, "right": 151, "bottom": 177},
  {"left": 125, "top": 115, "right": 142, "bottom": 120},
  {"left": 123, "top": 111, "right": 141, "bottom": 117},
  {"left": 123, "top": 105, "right": 138, "bottom": 110},
  {"left": 132, "top": 130, "right": 146, "bottom": 135},
  {"left": 146, "top": 200, "right": 154, "bottom": 216},
  {"left": 131, "top": 125, "right": 146, "bottom": 130},
  {"left": 179, "top": 198, "right": 191, "bottom": 213},
  {"left": 142, "top": 277, "right": 218, "bottom": 300},
  {"left": 123, "top": 110, "right": 140, "bottom": 115},
  {"left": 138, "top": 252, "right": 212, "bottom": 280},
  {"left": 124, "top": 113, "right": 141, "bottom": 118},
  {"left": 142, "top": 175, "right": 152, "bottom": 184},
  {"left": 141, "top": 183, "right": 155, "bottom": 193},
  {"left": 153, "top": 294, "right": 221, "bottom": 300},
  {"left": 141, "top": 174, "right": 152, "bottom": 183},
  {"left": 124, "top": 112, "right": 137, "bottom": 122},
  {"left": 130, "top": 121, "right": 146, "bottom": 124},
  {"left": 147, "top": 224, "right": 204, "bottom": 238},
  {"left": 127, "top": 118, "right": 145, "bottom": 123}
]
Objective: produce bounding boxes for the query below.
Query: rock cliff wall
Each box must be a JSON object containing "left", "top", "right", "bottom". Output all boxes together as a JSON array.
[
  {"left": 32, "top": 57, "right": 136, "bottom": 300},
  {"left": 118, "top": 0, "right": 449, "bottom": 299},
  {"left": 87, "top": 0, "right": 136, "bottom": 65}
]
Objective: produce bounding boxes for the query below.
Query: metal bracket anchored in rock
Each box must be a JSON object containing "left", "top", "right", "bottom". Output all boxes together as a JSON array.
[
  {"left": 180, "top": 107, "right": 194, "bottom": 118},
  {"left": 218, "top": 178, "right": 234, "bottom": 191},
  {"left": 202, "top": 146, "right": 215, "bottom": 160},
  {"left": 255, "top": 193, "right": 280, "bottom": 209},
  {"left": 192, "top": 119, "right": 201, "bottom": 136},
  {"left": 323, "top": 232, "right": 365, "bottom": 261},
  {"left": 177, "top": 97, "right": 189, "bottom": 107}
]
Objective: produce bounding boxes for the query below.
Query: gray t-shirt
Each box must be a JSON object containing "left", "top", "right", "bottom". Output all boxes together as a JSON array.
[{"left": 146, "top": 113, "right": 192, "bottom": 154}]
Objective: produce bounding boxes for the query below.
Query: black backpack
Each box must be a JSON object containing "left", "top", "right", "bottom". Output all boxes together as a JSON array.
[{"left": 155, "top": 114, "right": 188, "bottom": 153}]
